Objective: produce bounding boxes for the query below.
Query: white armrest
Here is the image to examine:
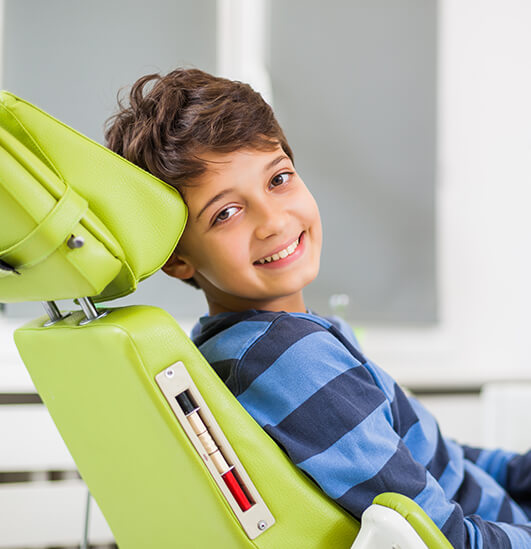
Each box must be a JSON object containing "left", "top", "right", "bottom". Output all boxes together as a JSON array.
[{"left": 351, "top": 504, "right": 429, "bottom": 549}]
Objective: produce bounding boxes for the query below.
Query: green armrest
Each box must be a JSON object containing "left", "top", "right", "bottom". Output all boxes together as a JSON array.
[{"left": 374, "top": 493, "right": 454, "bottom": 548}]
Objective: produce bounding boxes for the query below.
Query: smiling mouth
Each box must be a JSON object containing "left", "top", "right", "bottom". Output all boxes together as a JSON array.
[{"left": 255, "top": 235, "right": 302, "bottom": 265}]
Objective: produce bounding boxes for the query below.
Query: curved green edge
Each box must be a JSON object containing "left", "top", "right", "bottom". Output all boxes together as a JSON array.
[{"left": 373, "top": 493, "right": 454, "bottom": 548}]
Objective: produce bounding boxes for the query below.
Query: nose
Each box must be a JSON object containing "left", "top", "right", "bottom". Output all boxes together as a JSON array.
[{"left": 253, "top": 198, "right": 289, "bottom": 240}]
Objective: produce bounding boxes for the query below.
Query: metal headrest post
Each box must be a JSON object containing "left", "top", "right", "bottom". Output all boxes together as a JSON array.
[
  {"left": 78, "top": 297, "right": 108, "bottom": 326},
  {"left": 42, "top": 301, "right": 71, "bottom": 327}
]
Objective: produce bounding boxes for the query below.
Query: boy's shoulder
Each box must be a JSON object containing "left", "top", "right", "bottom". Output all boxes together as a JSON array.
[
  {"left": 193, "top": 309, "right": 362, "bottom": 396},
  {"left": 192, "top": 309, "right": 346, "bottom": 350}
]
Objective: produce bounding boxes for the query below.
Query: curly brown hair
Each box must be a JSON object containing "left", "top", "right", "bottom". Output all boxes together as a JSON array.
[{"left": 104, "top": 68, "right": 293, "bottom": 191}]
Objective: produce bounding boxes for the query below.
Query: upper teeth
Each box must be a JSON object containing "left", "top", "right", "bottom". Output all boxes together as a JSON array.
[{"left": 258, "top": 238, "right": 300, "bottom": 264}]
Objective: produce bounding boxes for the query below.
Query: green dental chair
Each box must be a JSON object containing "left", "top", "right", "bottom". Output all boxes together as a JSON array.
[{"left": 0, "top": 91, "right": 454, "bottom": 549}]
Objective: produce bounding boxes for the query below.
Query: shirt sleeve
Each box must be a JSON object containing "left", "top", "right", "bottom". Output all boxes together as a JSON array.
[
  {"left": 461, "top": 445, "right": 531, "bottom": 504},
  {"left": 233, "top": 316, "right": 531, "bottom": 549}
]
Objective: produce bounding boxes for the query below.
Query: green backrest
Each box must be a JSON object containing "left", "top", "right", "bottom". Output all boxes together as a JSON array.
[{"left": 14, "top": 307, "right": 360, "bottom": 548}]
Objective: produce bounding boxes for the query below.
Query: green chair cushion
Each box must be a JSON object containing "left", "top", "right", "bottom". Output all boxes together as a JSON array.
[{"left": 15, "top": 306, "right": 360, "bottom": 548}]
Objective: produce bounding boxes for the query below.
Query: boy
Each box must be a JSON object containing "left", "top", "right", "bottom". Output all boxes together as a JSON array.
[{"left": 105, "top": 68, "right": 531, "bottom": 548}]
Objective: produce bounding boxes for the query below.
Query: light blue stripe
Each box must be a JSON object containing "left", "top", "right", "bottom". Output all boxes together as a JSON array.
[
  {"left": 414, "top": 472, "right": 456, "bottom": 530},
  {"left": 476, "top": 448, "right": 516, "bottom": 486},
  {"left": 331, "top": 316, "right": 361, "bottom": 350},
  {"left": 496, "top": 522, "right": 531, "bottom": 546},
  {"left": 403, "top": 421, "right": 434, "bottom": 466},
  {"left": 464, "top": 518, "right": 484, "bottom": 549},
  {"left": 471, "top": 457, "right": 529, "bottom": 523},
  {"left": 437, "top": 439, "right": 465, "bottom": 498},
  {"left": 237, "top": 330, "right": 362, "bottom": 426},
  {"left": 403, "top": 398, "right": 440, "bottom": 465},
  {"left": 297, "top": 402, "right": 398, "bottom": 499},
  {"left": 510, "top": 500, "right": 530, "bottom": 524},
  {"left": 291, "top": 312, "right": 333, "bottom": 329},
  {"left": 290, "top": 312, "right": 363, "bottom": 350},
  {"left": 466, "top": 461, "right": 504, "bottom": 521},
  {"left": 297, "top": 312, "right": 361, "bottom": 351},
  {"left": 364, "top": 360, "right": 396, "bottom": 402},
  {"left": 198, "top": 320, "right": 271, "bottom": 363}
]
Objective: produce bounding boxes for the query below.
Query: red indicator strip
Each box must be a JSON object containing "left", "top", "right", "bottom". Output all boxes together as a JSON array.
[
  {"left": 222, "top": 469, "right": 252, "bottom": 511},
  {"left": 176, "top": 391, "right": 253, "bottom": 511}
]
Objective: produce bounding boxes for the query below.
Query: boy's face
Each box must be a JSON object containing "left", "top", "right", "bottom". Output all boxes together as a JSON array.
[{"left": 164, "top": 146, "right": 322, "bottom": 315}]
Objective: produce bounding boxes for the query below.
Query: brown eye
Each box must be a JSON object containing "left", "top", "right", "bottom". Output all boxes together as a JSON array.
[
  {"left": 271, "top": 172, "right": 292, "bottom": 187},
  {"left": 213, "top": 206, "right": 239, "bottom": 225}
]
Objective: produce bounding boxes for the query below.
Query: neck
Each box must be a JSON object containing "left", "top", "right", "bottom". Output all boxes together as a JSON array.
[{"left": 206, "top": 292, "right": 307, "bottom": 316}]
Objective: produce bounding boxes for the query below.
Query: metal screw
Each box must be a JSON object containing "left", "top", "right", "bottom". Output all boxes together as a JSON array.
[
  {"left": 257, "top": 520, "right": 267, "bottom": 531},
  {"left": 67, "top": 235, "right": 85, "bottom": 249},
  {"left": 165, "top": 368, "right": 174, "bottom": 378}
]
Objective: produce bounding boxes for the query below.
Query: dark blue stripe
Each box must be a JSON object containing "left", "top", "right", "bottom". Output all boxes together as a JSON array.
[
  {"left": 335, "top": 439, "right": 427, "bottom": 519},
  {"left": 235, "top": 315, "right": 327, "bottom": 395},
  {"left": 328, "top": 324, "right": 368, "bottom": 364},
  {"left": 264, "top": 367, "right": 387, "bottom": 463},
  {"left": 452, "top": 470, "right": 482, "bottom": 516},
  {"left": 497, "top": 495, "right": 515, "bottom": 523},
  {"left": 506, "top": 450, "right": 531, "bottom": 500},
  {"left": 462, "top": 445, "right": 482, "bottom": 464},
  {"left": 469, "top": 516, "right": 512, "bottom": 548},
  {"left": 516, "top": 500, "right": 531, "bottom": 521},
  {"left": 193, "top": 310, "right": 280, "bottom": 347},
  {"left": 209, "top": 359, "right": 237, "bottom": 384},
  {"left": 440, "top": 505, "right": 466, "bottom": 548},
  {"left": 390, "top": 383, "right": 419, "bottom": 437},
  {"left": 426, "top": 429, "right": 451, "bottom": 481}
]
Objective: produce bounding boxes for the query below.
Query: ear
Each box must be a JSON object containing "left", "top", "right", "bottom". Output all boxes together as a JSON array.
[{"left": 162, "top": 253, "right": 196, "bottom": 280}]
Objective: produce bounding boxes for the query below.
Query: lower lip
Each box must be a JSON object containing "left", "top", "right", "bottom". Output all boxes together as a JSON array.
[{"left": 254, "top": 232, "right": 306, "bottom": 269}]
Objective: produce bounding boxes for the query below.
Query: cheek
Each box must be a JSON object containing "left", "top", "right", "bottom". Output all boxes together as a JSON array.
[
  {"left": 300, "top": 195, "right": 323, "bottom": 255},
  {"left": 200, "top": 236, "right": 250, "bottom": 276},
  {"left": 297, "top": 192, "right": 321, "bottom": 228}
]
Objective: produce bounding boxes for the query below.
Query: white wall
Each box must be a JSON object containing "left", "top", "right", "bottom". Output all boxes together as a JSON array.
[{"left": 364, "top": 0, "right": 531, "bottom": 389}]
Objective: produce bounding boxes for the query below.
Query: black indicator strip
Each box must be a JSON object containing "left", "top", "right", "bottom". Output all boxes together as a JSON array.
[{"left": 176, "top": 391, "right": 253, "bottom": 511}]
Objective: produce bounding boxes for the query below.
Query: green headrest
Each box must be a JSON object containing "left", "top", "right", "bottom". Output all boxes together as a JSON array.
[{"left": 0, "top": 91, "right": 187, "bottom": 303}]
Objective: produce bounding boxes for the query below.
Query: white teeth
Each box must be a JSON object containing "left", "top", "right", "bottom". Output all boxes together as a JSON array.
[{"left": 258, "top": 237, "right": 300, "bottom": 265}]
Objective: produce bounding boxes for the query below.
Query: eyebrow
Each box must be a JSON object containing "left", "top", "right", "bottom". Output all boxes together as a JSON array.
[
  {"left": 266, "top": 154, "right": 289, "bottom": 171},
  {"left": 196, "top": 189, "right": 234, "bottom": 221},
  {"left": 195, "top": 154, "right": 291, "bottom": 221}
]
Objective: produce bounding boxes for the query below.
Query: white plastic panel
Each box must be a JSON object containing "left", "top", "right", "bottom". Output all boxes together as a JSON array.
[{"left": 351, "top": 504, "right": 428, "bottom": 549}]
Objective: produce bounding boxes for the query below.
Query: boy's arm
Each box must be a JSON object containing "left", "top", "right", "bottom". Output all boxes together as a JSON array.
[
  {"left": 461, "top": 445, "right": 531, "bottom": 503},
  {"left": 234, "top": 318, "right": 530, "bottom": 549}
]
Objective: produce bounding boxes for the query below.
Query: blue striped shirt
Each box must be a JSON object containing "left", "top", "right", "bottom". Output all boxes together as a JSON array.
[{"left": 192, "top": 310, "right": 531, "bottom": 548}]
